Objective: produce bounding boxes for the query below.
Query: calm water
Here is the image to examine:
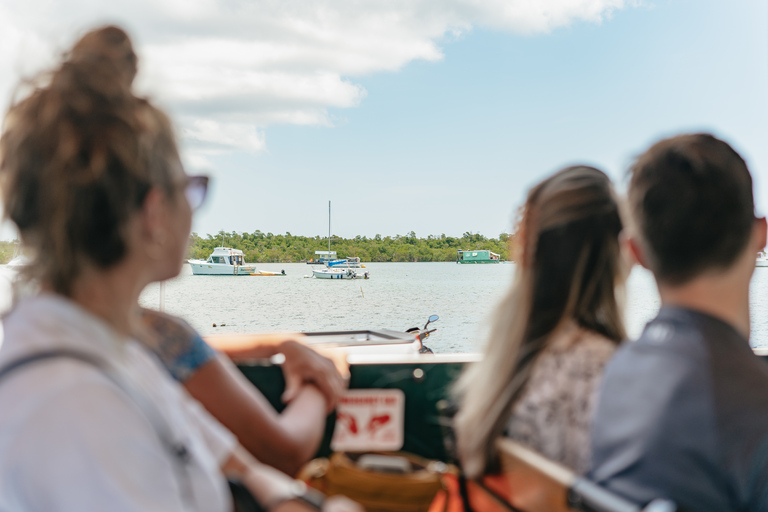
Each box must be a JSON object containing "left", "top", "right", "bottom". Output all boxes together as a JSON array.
[{"left": 129, "top": 262, "right": 768, "bottom": 353}]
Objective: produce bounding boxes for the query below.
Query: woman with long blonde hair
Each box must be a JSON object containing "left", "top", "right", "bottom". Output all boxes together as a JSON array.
[{"left": 454, "top": 166, "right": 627, "bottom": 479}]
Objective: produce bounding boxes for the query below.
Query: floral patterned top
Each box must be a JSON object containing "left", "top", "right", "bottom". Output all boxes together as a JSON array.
[{"left": 506, "top": 327, "right": 617, "bottom": 475}]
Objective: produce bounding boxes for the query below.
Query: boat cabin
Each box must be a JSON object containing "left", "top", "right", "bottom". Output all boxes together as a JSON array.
[
  {"left": 313, "top": 250, "right": 337, "bottom": 263},
  {"left": 457, "top": 249, "right": 501, "bottom": 264},
  {"left": 205, "top": 247, "right": 246, "bottom": 265}
]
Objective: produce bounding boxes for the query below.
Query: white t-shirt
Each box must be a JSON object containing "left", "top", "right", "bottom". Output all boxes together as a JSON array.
[{"left": 0, "top": 294, "right": 236, "bottom": 512}]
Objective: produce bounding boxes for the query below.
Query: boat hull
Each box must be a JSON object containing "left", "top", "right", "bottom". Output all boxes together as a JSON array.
[
  {"left": 313, "top": 269, "right": 360, "bottom": 279},
  {"left": 189, "top": 261, "right": 257, "bottom": 275}
]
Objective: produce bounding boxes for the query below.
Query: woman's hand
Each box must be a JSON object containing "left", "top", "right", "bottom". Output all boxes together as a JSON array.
[{"left": 279, "top": 340, "right": 348, "bottom": 412}]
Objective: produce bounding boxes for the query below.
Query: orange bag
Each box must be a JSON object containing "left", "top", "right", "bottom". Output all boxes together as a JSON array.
[{"left": 428, "top": 472, "right": 515, "bottom": 512}]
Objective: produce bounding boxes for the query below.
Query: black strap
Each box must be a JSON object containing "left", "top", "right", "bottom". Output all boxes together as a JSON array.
[
  {"left": 458, "top": 472, "right": 475, "bottom": 512},
  {"left": 0, "top": 350, "right": 104, "bottom": 382},
  {"left": 457, "top": 472, "right": 522, "bottom": 512}
]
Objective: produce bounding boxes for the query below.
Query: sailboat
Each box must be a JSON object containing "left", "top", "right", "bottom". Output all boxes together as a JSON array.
[
  {"left": 311, "top": 201, "right": 369, "bottom": 279},
  {"left": 308, "top": 201, "right": 337, "bottom": 265}
]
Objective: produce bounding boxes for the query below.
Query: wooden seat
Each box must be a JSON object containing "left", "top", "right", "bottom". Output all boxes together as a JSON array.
[
  {"left": 495, "top": 438, "right": 675, "bottom": 512},
  {"left": 495, "top": 438, "right": 575, "bottom": 512}
]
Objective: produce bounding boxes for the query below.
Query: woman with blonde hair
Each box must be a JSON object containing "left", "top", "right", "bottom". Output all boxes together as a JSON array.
[
  {"left": 0, "top": 25, "right": 358, "bottom": 512},
  {"left": 454, "top": 166, "right": 627, "bottom": 479}
]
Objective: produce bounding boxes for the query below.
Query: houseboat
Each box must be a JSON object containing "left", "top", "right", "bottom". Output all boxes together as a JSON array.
[
  {"left": 307, "top": 250, "right": 337, "bottom": 265},
  {"left": 457, "top": 249, "right": 501, "bottom": 264}
]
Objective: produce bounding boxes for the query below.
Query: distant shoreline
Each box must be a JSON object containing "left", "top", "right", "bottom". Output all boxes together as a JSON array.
[{"left": 187, "top": 231, "right": 516, "bottom": 264}]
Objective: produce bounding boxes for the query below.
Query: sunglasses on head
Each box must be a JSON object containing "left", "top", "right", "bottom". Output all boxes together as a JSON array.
[{"left": 184, "top": 175, "right": 209, "bottom": 211}]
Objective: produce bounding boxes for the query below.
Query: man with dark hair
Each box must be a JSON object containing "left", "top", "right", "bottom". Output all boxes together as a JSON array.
[{"left": 589, "top": 133, "right": 768, "bottom": 511}]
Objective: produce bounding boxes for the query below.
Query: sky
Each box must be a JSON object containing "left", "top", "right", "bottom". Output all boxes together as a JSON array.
[{"left": 1, "top": 0, "right": 767, "bottom": 240}]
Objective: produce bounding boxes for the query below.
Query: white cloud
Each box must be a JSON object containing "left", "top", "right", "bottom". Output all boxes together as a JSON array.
[{"left": 0, "top": 0, "right": 635, "bottom": 163}]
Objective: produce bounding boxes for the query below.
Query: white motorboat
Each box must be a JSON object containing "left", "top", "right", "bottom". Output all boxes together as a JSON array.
[
  {"left": 312, "top": 268, "right": 369, "bottom": 280},
  {"left": 188, "top": 247, "right": 258, "bottom": 275},
  {"left": 758, "top": 252, "right": 768, "bottom": 267}
]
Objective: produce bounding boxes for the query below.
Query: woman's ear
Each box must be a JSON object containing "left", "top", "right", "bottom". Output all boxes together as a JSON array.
[{"left": 141, "top": 188, "right": 169, "bottom": 260}]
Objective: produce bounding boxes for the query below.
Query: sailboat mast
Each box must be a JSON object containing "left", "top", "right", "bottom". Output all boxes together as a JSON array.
[{"left": 328, "top": 200, "right": 331, "bottom": 255}]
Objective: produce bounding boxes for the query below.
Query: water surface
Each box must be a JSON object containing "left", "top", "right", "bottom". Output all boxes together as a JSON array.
[{"left": 133, "top": 262, "right": 768, "bottom": 353}]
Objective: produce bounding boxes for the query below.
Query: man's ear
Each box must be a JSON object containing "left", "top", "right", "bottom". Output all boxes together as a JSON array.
[
  {"left": 621, "top": 230, "right": 648, "bottom": 270},
  {"left": 754, "top": 217, "right": 767, "bottom": 252}
]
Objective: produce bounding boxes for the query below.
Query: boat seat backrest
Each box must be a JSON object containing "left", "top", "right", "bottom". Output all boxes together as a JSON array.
[
  {"left": 495, "top": 438, "right": 575, "bottom": 512},
  {"left": 495, "top": 438, "right": 674, "bottom": 512}
]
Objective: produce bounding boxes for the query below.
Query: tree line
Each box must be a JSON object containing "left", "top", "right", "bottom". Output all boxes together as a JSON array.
[
  {"left": 0, "top": 241, "right": 16, "bottom": 264},
  {"left": 187, "top": 231, "right": 516, "bottom": 263}
]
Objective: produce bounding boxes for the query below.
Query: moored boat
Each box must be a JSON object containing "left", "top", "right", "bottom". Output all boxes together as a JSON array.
[
  {"left": 188, "top": 247, "right": 257, "bottom": 275},
  {"left": 457, "top": 249, "right": 501, "bottom": 264},
  {"left": 327, "top": 256, "right": 365, "bottom": 268},
  {"left": 757, "top": 252, "right": 768, "bottom": 267},
  {"left": 250, "top": 270, "right": 286, "bottom": 276},
  {"left": 307, "top": 250, "right": 337, "bottom": 265},
  {"left": 312, "top": 268, "right": 369, "bottom": 280}
]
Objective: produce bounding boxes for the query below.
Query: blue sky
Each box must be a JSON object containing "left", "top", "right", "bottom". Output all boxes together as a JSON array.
[{"left": 2, "top": 0, "right": 767, "bottom": 240}]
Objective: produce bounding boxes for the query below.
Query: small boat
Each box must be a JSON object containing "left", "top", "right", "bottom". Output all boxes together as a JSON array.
[
  {"left": 457, "top": 249, "right": 501, "bottom": 264},
  {"left": 327, "top": 257, "right": 366, "bottom": 269},
  {"left": 250, "top": 270, "right": 286, "bottom": 276},
  {"left": 188, "top": 247, "right": 257, "bottom": 275},
  {"left": 312, "top": 268, "right": 370, "bottom": 280},
  {"left": 758, "top": 252, "right": 768, "bottom": 267},
  {"left": 307, "top": 250, "right": 338, "bottom": 265}
]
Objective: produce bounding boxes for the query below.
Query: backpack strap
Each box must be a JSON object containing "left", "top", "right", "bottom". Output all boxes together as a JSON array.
[{"left": 0, "top": 349, "right": 195, "bottom": 506}]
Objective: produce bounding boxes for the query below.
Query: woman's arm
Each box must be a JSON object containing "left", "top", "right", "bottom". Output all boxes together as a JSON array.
[
  {"left": 139, "top": 309, "right": 347, "bottom": 475},
  {"left": 205, "top": 334, "right": 348, "bottom": 408},
  {"left": 184, "top": 353, "right": 328, "bottom": 476}
]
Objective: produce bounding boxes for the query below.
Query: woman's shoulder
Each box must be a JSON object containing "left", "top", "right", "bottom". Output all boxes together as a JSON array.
[
  {"left": 547, "top": 326, "right": 618, "bottom": 361},
  {"left": 530, "top": 327, "right": 618, "bottom": 385},
  {"left": 139, "top": 309, "right": 217, "bottom": 382}
]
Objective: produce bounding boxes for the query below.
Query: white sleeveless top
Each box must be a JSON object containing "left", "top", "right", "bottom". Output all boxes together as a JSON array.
[{"left": 0, "top": 294, "right": 236, "bottom": 512}]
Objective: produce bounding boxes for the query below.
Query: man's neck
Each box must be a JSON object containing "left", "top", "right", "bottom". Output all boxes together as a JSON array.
[{"left": 658, "top": 271, "right": 751, "bottom": 339}]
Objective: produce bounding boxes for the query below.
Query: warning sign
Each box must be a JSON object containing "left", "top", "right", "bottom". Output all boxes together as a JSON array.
[{"left": 331, "top": 389, "right": 405, "bottom": 452}]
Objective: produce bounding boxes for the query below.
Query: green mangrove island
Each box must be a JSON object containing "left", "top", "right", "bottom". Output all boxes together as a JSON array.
[{"left": 187, "top": 231, "right": 515, "bottom": 263}]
